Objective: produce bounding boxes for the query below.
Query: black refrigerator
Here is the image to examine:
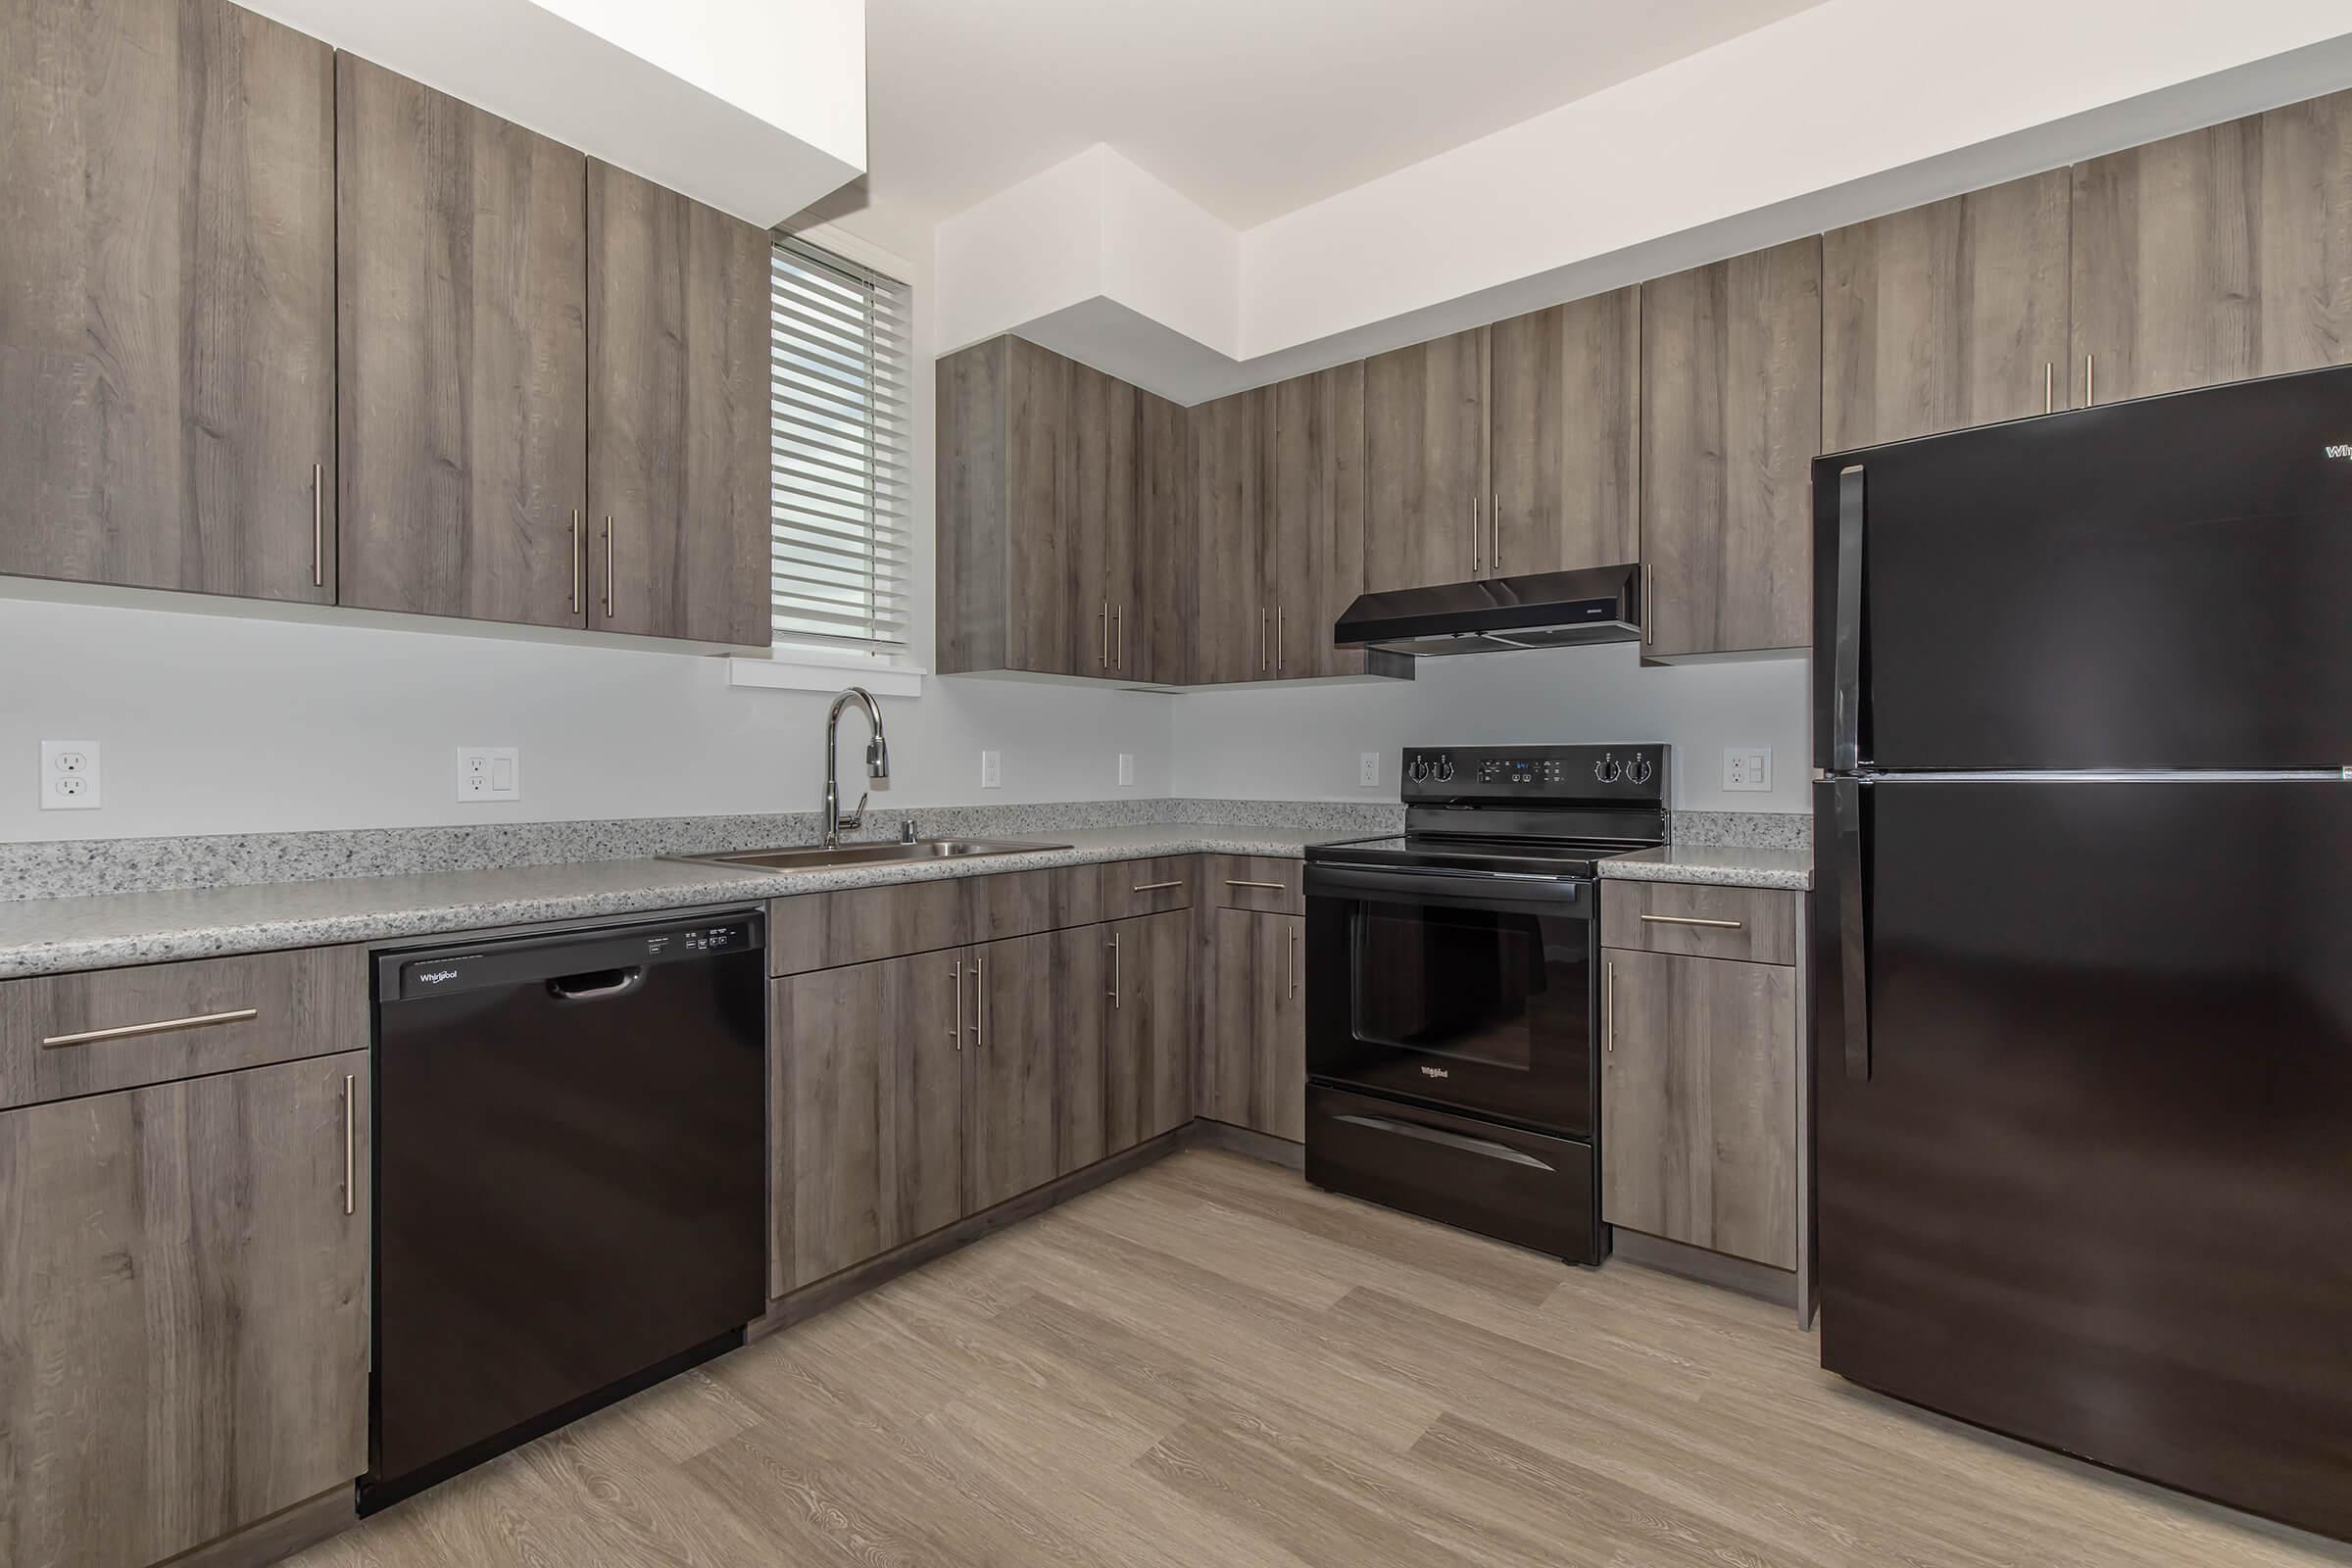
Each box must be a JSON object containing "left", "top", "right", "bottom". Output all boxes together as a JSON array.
[{"left": 1811, "top": 365, "right": 2352, "bottom": 1542}]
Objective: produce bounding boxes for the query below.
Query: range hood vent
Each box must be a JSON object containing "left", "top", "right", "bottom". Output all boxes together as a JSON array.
[{"left": 1332, "top": 565, "right": 1642, "bottom": 657}]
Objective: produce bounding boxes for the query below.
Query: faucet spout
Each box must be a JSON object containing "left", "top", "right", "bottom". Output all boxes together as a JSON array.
[{"left": 821, "top": 687, "right": 890, "bottom": 849}]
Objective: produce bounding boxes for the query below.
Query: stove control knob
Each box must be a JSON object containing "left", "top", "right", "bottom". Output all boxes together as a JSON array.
[
  {"left": 1628, "top": 755, "right": 1654, "bottom": 786},
  {"left": 1433, "top": 756, "right": 1455, "bottom": 783},
  {"left": 1407, "top": 755, "right": 1431, "bottom": 784},
  {"left": 1593, "top": 757, "right": 1623, "bottom": 784}
]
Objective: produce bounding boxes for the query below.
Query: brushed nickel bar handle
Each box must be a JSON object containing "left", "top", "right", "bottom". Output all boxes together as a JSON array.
[
  {"left": 1108, "top": 933, "right": 1120, "bottom": 1009},
  {"left": 1642, "top": 564, "right": 1655, "bottom": 648},
  {"left": 1471, "top": 493, "right": 1483, "bottom": 576},
  {"left": 949, "top": 959, "right": 962, "bottom": 1049},
  {"left": 569, "top": 510, "right": 582, "bottom": 612},
  {"left": 1224, "top": 879, "right": 1285, "bottom": 890},
  {"left": 1099, "top": 602, "right": 1107, "bottom": 668},
  {"left": 342, "top": 1072, "right": 356, "bottom": 1216},
  {"left": 42, "top": 1007, "right": 259, "bottom": 1050},
  {"left": 2043, "top": 362, "right": 2053, "bottom": 416},
  {"left": 311, "top": 464, "right": 324, "bottom": 587},
  {"left": 1276, "top": 605, "right": 1285, "bottom": 674},
  {"left": 603, "top": 515, "right": 615, "bottom": 618},
  {"left": 1492, "top": 490, "right": 1501, "bottom": 571},
  {"left": 970, "top": 956, "right": 984, "bottom": 1047},
  {"left": 1639, "top": 913, "right": 1744, "bottom": 930},
  {"left": 1604, "top": 958, "right": 1615, "bottom": 1054},
  {"left": 1132, "top": 879, "right": 1184, "bottom": 893},
  {"left": 1259, "top": 607, "right": 1268, "bottom": 674},
  {"left": 1114, "top": 607, "right": 1123, "bottom": 670},
  {"left": 2084, "top": 353, "right": 2094, "bottom": 408},
  {"left": 1290, "top": 927, "right": 1299, "bottom": 999}
]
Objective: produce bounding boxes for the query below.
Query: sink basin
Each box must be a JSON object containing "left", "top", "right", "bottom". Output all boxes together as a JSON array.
[{"left": 665, "top": 837, "right": 1068, "bottom": 873}]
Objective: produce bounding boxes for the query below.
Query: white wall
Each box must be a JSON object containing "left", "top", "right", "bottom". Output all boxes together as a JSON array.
[
  {"left": 1168, "top": 647, "right": 1810, "bottom": 813},
  {"left": 0, "top": 225, "right": 1170, "bottom": 845}
]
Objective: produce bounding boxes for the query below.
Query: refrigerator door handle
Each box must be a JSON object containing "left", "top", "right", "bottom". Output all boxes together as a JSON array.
[
  {"left": 1833, "top": 777, "right": 1870, "bottom": 1081},
  {"left": 1833, "top": 465, "right": 1866, "bottom": 774}
]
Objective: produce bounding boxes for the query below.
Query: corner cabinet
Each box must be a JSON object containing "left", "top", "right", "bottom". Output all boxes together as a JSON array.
[
  {"left": 937, "top": 335, "right": 1193, "bottom": 683},
  {"left": 0, "top": 0, "right": 337, "bottom": 604},
  {"left": 1202, "top": 906, "right": 1304, "bottom": 1142},
  {"left": 1639, "top": 238, "right": 1820, "bottom": 660}
]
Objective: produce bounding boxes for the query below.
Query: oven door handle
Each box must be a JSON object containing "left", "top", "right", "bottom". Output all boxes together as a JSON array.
[
  {"left": 1333, "top": 1113, "right": 1555, "bottom": 1171},
  {"left": 1304, "top": 862, "right": 1589, "bottom": 912}
]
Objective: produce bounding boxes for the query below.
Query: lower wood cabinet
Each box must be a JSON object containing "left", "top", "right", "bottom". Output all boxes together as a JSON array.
[
  {"left": 1600, "top": 946, "right": 1796, "bottom": 1269},
  {"left": 1105, "top": 911, "right": 1194, "bottom": 1149},
  {"left": 1203, "top": 906, "right": 1304, "bottom": 1142},
  {"left": 0, "top": 1051, "right": 369, "bottom": 1568},
  {"left": 965, "top": 927, "right": 1102, "bottom": 1211}
]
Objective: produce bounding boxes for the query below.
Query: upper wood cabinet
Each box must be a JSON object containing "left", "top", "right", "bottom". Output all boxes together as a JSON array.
[
  {"left": 587, "top": 161, "right": 773, "bottom": 645},
  {"left": 937, "top": 335, "right": 1189, "bottom": 682},
  {"left": 1640, "top": 238, "right": 1820, "bottom": 659},
  {"left": 0, "top": 1052, "right": 369, "bottom": 1568},
  {"left": 2071, "top": 89, "right": 2352, "bottom": 408},
  {"left": 1190, "top": 385, "right": 1273, "bottom": 683},
  {"left": 1823, "top": 172, "right": 2072, "bottom": 450},
  {"left": 0, "top": 0, "right": 335, "bottom": 603},
  {"left": 1487, "top": 287, "right": 1642, "bottom": 576},
  {"left": 336, "top": 54, "right": 588, "bottom": 630},
  {"left": 1362, "top": 327, "right": 1488, "bottom": 592}
]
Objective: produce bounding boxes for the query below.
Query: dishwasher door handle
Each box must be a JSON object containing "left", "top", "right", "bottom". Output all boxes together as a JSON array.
[{"left": 548, "top": 967, "right": 646, "bottom": 1002}]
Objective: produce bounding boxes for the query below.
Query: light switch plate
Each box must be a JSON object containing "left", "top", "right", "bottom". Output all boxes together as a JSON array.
[
  {"left": 39, "top": 740, "right": 101, "bottom": 809},
  {"left": 1724, "top": 747, "right": 1772, "bottom": 792},
  {"left": 457, "top": 746, "right": 521, "bottom": 802},
  {"left": 1359, "top": 752, "right": 1381, "bottom": 787},
  {"left": 980, "top": 750, "right": 1003, "bottom": 789}
]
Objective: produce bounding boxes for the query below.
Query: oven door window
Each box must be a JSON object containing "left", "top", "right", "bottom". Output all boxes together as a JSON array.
[{"left": 1352, "top": 903, "right": 1561, "bottom": 1072}]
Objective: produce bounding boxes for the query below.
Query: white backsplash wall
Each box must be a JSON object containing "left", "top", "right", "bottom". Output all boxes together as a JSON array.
[{"left": 1167, "top": 643, "right": 1811, "bottom": 813}]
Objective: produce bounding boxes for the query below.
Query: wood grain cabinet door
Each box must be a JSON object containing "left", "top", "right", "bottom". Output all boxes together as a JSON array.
[
  {"left": 337, "top": 54, "right": 587, "bottom": 629},
  {"left": 1639, "top": 238, "right": 1820, "bottom": 659},
  {"left": 2071, "top": 90, "right": 2352, "bottom": 407},
  {"left": 1205, "top": 908, "right": 1304, "bottom": 1142},
  {"left": 1487, "top": 289, "right": 1641, "bottom": 576},
  {"left": 1823, "top": 171, "right": 2072, "bottom": 449},
  {"left": 1600, "top": 948, "right": 1796, "bottom": 1269},
  {"left": 1001, "top": 337, "right": 1079, "bottom": 673},
  {"left": 587, "top": 161, "right": 772, "bottom": 644},
  {"left": 1126, "top": 387, "right": 1196, "bottom": 685},
  {"left": 0, "top": 1052, "right": 368, "bottom": 1568},
  {"left": 1270, "top": 364, "right": 1368, "bottom": 679},
  {"left": 1191, "top": 387, "right": 1275, "bottom": 683},
  {"left": 1104, "top": 911, "right": 1194, "bottom": 1152},
  {"left": 963, "top": 930, "right": 1100, "bottom": 1209},
  {"left": 1363, "top": 326, "right": 1489, "bottom": 592},
  {"left": 0, "top": 0, "right": 335, "bottom": 602},
  {"left": 1063, "top": 360, "right": 1134, "bottom": 677},
  {"left": 769, "top": 954, "right": 964, "bottom": 1296}
]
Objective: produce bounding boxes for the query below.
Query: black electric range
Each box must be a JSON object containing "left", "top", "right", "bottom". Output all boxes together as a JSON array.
[{"left": 1300, "top": 743, "right": 1669, "bottom": 1263}]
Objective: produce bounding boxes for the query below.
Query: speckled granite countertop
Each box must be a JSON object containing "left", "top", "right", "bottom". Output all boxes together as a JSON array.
[
  {"left": 1598, "top": 844, "right": 1812, "bottom": 891},
  {"left": 0, "top": 826, "right": 1382, "bottom": 980}
]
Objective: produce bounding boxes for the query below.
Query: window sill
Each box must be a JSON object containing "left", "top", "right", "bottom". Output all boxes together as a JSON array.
[{"left": 727, "top": 650, "right": 925, "bottom": 698}]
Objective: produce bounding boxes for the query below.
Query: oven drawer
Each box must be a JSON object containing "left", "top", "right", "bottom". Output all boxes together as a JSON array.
[
  {"left": 1599, "top": 881, "right": 1799, "bottom": 965},
  {"left": 1305, "top": 1085, "right": 1600, "bottom": 1263}
]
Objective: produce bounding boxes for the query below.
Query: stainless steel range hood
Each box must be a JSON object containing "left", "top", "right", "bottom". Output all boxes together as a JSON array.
[{"left": 1332, "top": 564, "right": 1641, "bottom": 657}]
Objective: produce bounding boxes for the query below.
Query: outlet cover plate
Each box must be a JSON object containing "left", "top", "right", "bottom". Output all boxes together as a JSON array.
[
  {"left": 457, "top": 747, "right": 521, "bottom": 802},
  {"left": 1359, "top": 752, "right": 1381, "bottom": 787},
  {"left": 40, "top": 740, "right": 101, "bottom": 809},
  {"left": 1117, "top": 752, "right": 1136, "bottom": 787},
  {"left": 1724, "top": 747, "right": 1772, "bottom": 792},
  {"left": 980, "top": 750, "right": 1003, "bottom": 789}
]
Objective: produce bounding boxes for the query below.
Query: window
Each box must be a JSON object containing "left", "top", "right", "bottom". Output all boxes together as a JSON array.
[{"left": 767, "top": 234, "right": 911, "bottom": 658}]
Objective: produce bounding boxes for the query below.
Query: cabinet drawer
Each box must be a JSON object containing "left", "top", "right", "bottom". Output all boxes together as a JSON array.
[
  {"left": 0, "top": 947, "right": 368, "bottom": 1112},
  {"left": 1210, "top": 855, "right": 1302, "bottom": 913},
  {"left": 1600, "top": 881, "right": 1798, "bottom": 965},
  {"left": 1098, "top": 856, "right": 1197, "bottom": 920},
  {"left": 769, "top": 866, "right": 1100, "bottom": 976}
]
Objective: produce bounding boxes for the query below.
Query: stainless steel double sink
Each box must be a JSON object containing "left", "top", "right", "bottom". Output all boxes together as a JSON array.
[{"left": 664, "top": 837, "right": 1067, "bottom": 874}]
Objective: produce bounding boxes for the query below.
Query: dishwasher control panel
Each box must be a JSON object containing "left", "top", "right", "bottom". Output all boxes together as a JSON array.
[{"left": 380, "top": 910, "right": 763, "bottom": 1001}]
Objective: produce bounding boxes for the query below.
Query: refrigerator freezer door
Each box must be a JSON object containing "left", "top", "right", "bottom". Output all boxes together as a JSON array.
[
  {"left": 1812, "top": 776, "right": 2352, "bottom": 1540},
  {"left": 1813, "top": 365, "right": 2352, "bottom": 772}
]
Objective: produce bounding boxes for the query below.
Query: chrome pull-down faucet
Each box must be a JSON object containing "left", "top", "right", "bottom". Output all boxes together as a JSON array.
[{"left": 821, "top": 687, "right": 890, "bottom": 849}]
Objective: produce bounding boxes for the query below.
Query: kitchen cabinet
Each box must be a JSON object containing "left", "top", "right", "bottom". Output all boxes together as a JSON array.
[
  {"left": 1203, "top": 906, "right": 1304, "bottom": 1142},
  {"left": 0, "top": 0, "right": 336, "bottom": 603},
  {"left": 769, "top": 950, "right": 965, "bottom": 1296},
  {"left": 2071, "top": 89, "right": 2352, "bottom": 407},
  {"left": 1640, "top": 237, "right": 1820, "bottom": 658},
  {"left": 1487, "top": 288, "right": 1642, "bottom": 576},
  {"left": 1823, "top": 172, "right": 2072, "bottom": 449},
  {"left": 587, "top": 161, "right": 773, "bottom": 645},
  {"left": 937, "top": 335, "right": 1191, "bottom": 682},
  {"left": 1362, "top": 327, "right": 1489, "bottom": 592},
  {"left": 965, "top": 928, "right": 1103, "bottom": 1209},
  {"left": 1600, "top": 947, "right": 1796, "bottom": 1270},
  {"left": 1191, "top": 385, "right": 1273, "bottom": 683},
  {"left": 1104, "top": 911, "right": 1194, "bottom": 1150},
  {"left": 336, "top": 54, "right": 588, "bottom": 631},
  {"left": 0, "top": 1052, "right": 369, "bottom": 1568}
]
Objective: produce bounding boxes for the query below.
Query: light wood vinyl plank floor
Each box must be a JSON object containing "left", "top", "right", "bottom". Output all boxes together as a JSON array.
[{"left": 292, "top": 1150, "right": 2352, "bottom": 1568}]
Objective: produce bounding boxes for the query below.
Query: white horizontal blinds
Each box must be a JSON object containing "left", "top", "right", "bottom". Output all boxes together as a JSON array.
[{"left": 770, "top": 234, "right": 912, "bottom": 653}]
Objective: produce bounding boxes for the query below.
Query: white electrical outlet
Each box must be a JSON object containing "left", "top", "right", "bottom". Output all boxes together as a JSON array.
[
  {"left": 1359, "top": 752, "right": 1381, "bottom": 787},
  {"left": 980, "top": 750, "right": 1003, "bottom": 789},
  {"left": 456, "top": 747, "right": 521, "bottom": 802},
  {"left": 39, "top": 740, "right": 101, "bottom": 810},
  {"left": 1724, "top": 747, "right": 1772, "bottom": 792},
  {"left": 1117, "top": 753, "right": 1136, "bottom": 787}
]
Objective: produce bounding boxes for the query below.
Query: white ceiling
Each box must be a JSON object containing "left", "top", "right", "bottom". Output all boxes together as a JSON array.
[{"left": 863, "top": 0, "right": 1828, "bottom": 230}]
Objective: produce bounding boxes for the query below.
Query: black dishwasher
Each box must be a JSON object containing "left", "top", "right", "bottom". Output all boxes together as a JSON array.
[{"left": 363, "top": 908, "right": 766, "bottom": 1513}]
